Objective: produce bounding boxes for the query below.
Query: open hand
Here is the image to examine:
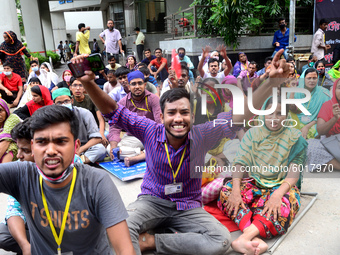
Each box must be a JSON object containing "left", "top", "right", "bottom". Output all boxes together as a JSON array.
[
  {"left": 224, "top": 191, "right": 246, "bottom": 218},
  {"left": 261, "top": 193, "right": 282, "bottom": 221},
  {"left": 202, "top": 45, "right": 212, "bottom": 59}
]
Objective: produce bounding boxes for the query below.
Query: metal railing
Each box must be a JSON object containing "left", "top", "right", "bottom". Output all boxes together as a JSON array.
[
  {"left": 164, "top": 5, "right": 214, "bottom": 40},
  {"left": 164, "top": 5, "right": 313, "bottom": 40}
]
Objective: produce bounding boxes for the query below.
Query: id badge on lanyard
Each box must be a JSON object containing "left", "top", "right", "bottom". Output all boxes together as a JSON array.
[{"left": 164, "top": 182, "right": 183, "bottom": 195}]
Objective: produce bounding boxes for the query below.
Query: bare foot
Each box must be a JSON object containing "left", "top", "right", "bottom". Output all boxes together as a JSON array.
[
  {"left": 252, "top": 237, "right": 268, "bottom": 255},
  {"left": 231, "top": 235, "right": 260, "bottom": 255},
  {"left": 124, "top": 152, "right": 145, "bottom": 167},
  {"left": 138, "top": 232, "right": 156, "bottom": 252}
]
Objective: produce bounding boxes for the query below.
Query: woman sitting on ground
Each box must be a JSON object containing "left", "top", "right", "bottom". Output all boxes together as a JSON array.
[
  {"left": 126, "top": 55, "right": 138, "bottom": 71},
  {"left": 52, "top": 70, "right": 73, "bottom": 92},
  {"left": 18, "top": 77, "right": 42, "bottom": 108},
  {"left": 308, "top": 78, "right": 340, "bottom": 171},
  {"left": 233, "top": 52, "right": 250, "bottom": 78},
  {"left": 39, "top": 62, "right": 59, "bottom": 91},
  {"left": 218, "top": 97, "right": 307, "bottom": 255},
  {"left": 14, "top": 85, "right": 53, "bottom": 120},
  {"left": 0, "top": 99, "right": 21, "bottom": 163},
  {"left": 315, "top": 60, "right": 333, "bottom": 90},
  {"left": 289, "top": 68, "right": 330, "bottom": 139}
]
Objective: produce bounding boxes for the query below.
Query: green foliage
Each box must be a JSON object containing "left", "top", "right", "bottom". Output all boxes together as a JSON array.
[
  {"left": 24, "top": 50, "right": 60, "bottom": 70},
  {"left": 191, "top": 0, "right": 313, "bottom": 49},
  {"left": 16, "top": 0, "right": 25, "bottom": 38}
]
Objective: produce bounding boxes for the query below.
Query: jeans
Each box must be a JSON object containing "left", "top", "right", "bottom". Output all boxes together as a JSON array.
[
  {"left": 151, "top": 66, "right": 169, "bottom": 82},
  {"left": 272, "top": 48, "right": 289, "bottom": 59},
  {"left": 126, "top": 195, "right": 231, "bottom": 255}
]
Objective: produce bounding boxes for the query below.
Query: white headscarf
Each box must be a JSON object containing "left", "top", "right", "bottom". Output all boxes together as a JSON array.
[{"left": 39, "top": 62, "right": 59, "bottom": 89}]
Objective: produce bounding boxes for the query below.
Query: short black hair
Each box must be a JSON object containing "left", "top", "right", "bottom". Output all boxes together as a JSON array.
[
  {"left": 249, "top": 61, "right": 258, "bottom": 70},
  {"left": 78, "top": 23, "right": 85, "bottom": 30},
  {"left": 108, "top": 55, "right": 116, "bottom": 61},
  {"left": 30, "top": 105, "right": 79, "bottom": 140},
  {"left": 93, "top": 38, "right": 97, "bottom": 42},
  {"left": 134, "top": 27, "right": 140, "bottom": 31},
  {"left": 28, "top": 77, "right": 41, "bottom": 84},
  {"left": 160, "top": 88, "right": 192, "bottom": 114},
  {"left": 11, "top": 119, "right": 32, "bottom": 141},
  {"left": 3, "top": 62, "right": 12, "bottom": 69},
  {"left": 138, "top": 63, "right": 147, "bottom": 68},
  {"left": 178, "top": 47, "right": 186, "bottom": 53},
  {"left": 31, "top": 85, "right": 42, "bottom": 96},
  {"left": 107, "top": 19, "right": 114, "bottom": 23},
  {"left": 144, "top": 48, "right": 151, "bottom": 53},
  {"left": 65, "top": 40, "right": 68, "bottom": 43},
  {"left": 154, "top": 48, "right": 162, "bottom": 53},
  {"left": 107, "top": 69, "right": 116, "bottom": 76},
  {"left": 70, "top": 76, "right": 77, "bottom": 85},
  {"left": 115, "top": 67, "right": 130, "bottom": 77},
  {"left": 264, "top": 57, "right": 273, "bottom": 64},
  {"left": 278, "top": 17, "right": 285, "bottom": 23},
  {"left": 139, "top": 67, "right": 150, "bottom": 76},
  {"left": 308, "top": 54, "right": 315, "bottom": 60},
  {"left": 286, "top": 56, "right": 295, "bottom": 63},
  {"left": 60, "top": 41, "right": 63, "bottom": 44},
  {"left": 208, "top": 58, "right": 219, "bottom": 67},
  {"left": 30, "top": 60, "right": 39, "bottom": 66},
  {"left": 319, "top": 18, "right": 329, "bottom": 26},
  {"left": 180, "top": 62, "right": 189, "bottom": 74}
]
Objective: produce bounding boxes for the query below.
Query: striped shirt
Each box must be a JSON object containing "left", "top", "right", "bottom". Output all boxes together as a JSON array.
[{"left": 104, "top": 105, "right": 238, "bottom": 210}]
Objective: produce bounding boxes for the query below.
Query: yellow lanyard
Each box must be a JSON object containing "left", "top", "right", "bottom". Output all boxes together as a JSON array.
[
  {"left": 130, "top": 97, "right": 150, "bottom": 112},
  {"left": 40, "top": 168, "right": 77, "bottom": 255},
  {"left": 247, "top": 73, "right": 252, "bottom": 84},
  {"left": 242, "top": 62, "right": 248, "bottom": 70},
  {"left": 320, "top": 76, "right": 325, "bottom": 86},
  {"left": 164, "top": 143, "right": 187, "bottom": 183}
]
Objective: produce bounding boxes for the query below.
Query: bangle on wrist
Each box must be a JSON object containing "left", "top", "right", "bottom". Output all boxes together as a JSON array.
[{"left": 282, "top": 180, "right": 292, "bottom": 190}]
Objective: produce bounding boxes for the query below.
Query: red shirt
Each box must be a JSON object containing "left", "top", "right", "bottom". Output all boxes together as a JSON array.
[
  {"left": 0, "top": 73, "right": 22, "bottom": 92},
  {"left": 150, "top": 57, "right": 168, "bottom": 72}
]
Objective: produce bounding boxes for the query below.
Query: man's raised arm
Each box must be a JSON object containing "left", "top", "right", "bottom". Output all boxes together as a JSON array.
[{"left": 71, "top": 54, "right": 117, "bottom": 114}]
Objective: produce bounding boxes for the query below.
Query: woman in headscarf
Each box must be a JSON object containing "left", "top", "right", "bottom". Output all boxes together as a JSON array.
[
  {"left": 307, "top": 78, "right": 340, "bottom": 171},
  {"left": 218, "top": 97, "right": 307, "bottom": 255},
  {"left": 0, "top": 31, "right": 31, "bottom": 81},
  {"left": 233, "top": 52, "right": 250, "bottom": 78},
  {"left": 315, "top": 60, "right": 333, "bottom": 90},
  {"left": 54, "top": 70, "right": 73, "bottom": 90},
  {"left": 289, "top": 68, "right": 330, "bottom": 139},
  {"left": 14, "top": 85, "right": 53, "bottom": 120},
  {"left": 39, "top": 62, "right": 59, "bottom": 91},
  {"left": 0, "top": 99, "right": 21, "bottom": 163},
  {"left": 125, "top": 55, "right": 138, "bottom": 71}
]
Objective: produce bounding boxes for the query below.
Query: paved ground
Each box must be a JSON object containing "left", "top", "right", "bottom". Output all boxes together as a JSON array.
[{"left": 1, "top": 63, "right": 339, "bottom": 254}]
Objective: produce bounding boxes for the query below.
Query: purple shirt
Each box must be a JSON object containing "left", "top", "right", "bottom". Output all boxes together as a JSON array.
[
  {"left": 99, "top": 29, "right": 122, "bottom": 54},
  {"left": 238, "top": 70, "right": 258, "bottom": 92},
  {"left": 104, "top": 105, "right": 238, "bottom": 210},
  {"left": 108, "top": 90, "right": 162, "bottom": 142}
]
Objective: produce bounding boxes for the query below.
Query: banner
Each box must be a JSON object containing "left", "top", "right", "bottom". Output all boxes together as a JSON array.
[{"left": 314, "top": 0, "right": 340, "bottom": 66}]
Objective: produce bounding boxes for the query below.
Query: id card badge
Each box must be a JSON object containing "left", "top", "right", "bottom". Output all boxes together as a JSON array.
[
  {"left": 164, "top": 182, "right": 183, "bottom": 195},
  {"left": 54, "top": 252, "right": 73, "bottom": 255},
  {"left": 301, "top": 116, "right": 311, "bottom": 123}
]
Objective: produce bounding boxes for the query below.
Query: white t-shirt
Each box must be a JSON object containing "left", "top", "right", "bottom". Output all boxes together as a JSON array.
[{"left": 203, "top": 71, "right": 226, "bottom": 83}]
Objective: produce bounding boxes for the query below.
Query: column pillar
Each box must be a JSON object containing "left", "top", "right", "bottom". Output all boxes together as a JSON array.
[
  {"left": 0, "top": 0, "right": 21, "bottom": 41},
  {"left": 51, "top": 12, "right": 67, "bottom": 51}
]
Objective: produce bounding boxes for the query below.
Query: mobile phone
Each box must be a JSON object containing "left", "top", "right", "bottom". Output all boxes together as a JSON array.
[{"left": 68, "top": 53, "right": 105, "bottom": 78}]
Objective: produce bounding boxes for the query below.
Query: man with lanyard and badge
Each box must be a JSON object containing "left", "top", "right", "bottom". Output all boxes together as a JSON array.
[
  {"left": 107, "top": 70, "right": 162, "bottom": 165},
  {"left": 237, "top": 61, "right": 258, "bottom": 96},
  {"left": 0, "top": 105, "right": 135, "bottom": 255},
  {"left": 72, "top": 49, "right": 290, "bottom": 255}
]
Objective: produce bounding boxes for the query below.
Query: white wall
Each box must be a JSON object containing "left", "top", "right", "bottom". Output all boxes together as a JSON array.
[{"left": 64, "top": 11, "right": 104, "bottom": 30}]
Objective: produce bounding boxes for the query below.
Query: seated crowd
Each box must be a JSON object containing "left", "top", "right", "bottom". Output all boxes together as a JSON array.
[{"left": 0, "top": 39, "right": 338, "bottom": 255}]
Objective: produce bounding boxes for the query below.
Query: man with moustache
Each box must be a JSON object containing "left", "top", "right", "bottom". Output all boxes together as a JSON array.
[
  {"left": 99, "top": 19, "right": 124, "bottom": 64},
  {"left": 198, "top": 45, "right": 232, "bottom": 83},
  {"left": 107, "top": 70, "right": 161, "bottom": 165},
  {"left": 72, "top": 49, "right": 290, "bottom": 255},
  {"left": 0, "top": 105, "right": 135, "bottom": 254}
]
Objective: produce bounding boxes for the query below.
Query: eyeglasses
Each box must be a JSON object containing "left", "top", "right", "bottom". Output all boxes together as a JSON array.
[
  {"left": 130, "top": 81, "right": 144, "bottom": 86},
  {"left": 55, "top": 99, "right": 71, "bottom": 105},
  {"left": 118, "top": 75, "right": 127, "bottom": 80},
  {"left": 71, "top": 84, "right": 83, "bottom": 88}
]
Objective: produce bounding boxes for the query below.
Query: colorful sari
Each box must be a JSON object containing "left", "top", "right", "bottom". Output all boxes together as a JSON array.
[
  {"left": 218, "top": 97, "right": 308, "bottom": 238},
  {"left": 0, "top": 99, "right": 21, "bottom": 162},
  {"left": 289, "top": 68, "right": 330, "bottom": 139},
  {"left": 232, "top": 52, "right": 249, "bottom": 78}
]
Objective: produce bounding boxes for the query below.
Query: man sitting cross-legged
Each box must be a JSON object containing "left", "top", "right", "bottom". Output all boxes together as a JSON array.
[
  {"left": 107, "top": 70, "right": 161, "bottom": 166},
  {"left": 72, "top": 49, "right": 290, "bottom": 255}
]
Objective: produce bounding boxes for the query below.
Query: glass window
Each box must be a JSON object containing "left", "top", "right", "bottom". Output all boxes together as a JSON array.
[
  {"left": 109, "top": 2, "right": 125, "bottom": 36},
  {"left": 137, "top": 0, "right": 166, "bottom": 33}
]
